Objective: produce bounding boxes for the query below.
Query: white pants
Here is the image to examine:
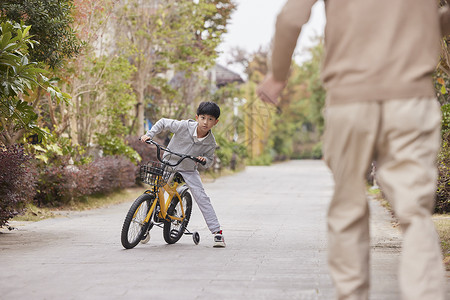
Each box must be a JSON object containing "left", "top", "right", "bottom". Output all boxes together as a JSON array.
[
  {"left": 179, "top": 170, "right": 221, "bottom": 233},
  {"left": 323, "top": 98, "right": 446, "bottom": 300}
]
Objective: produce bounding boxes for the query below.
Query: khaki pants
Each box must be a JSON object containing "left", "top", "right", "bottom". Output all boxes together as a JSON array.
[{"left": 323, "top": 98, "right": 446, "bottom": 300}]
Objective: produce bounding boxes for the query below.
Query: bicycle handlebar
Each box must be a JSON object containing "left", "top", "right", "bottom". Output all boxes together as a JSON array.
[{"left": 142, "top": 139, "right": 206, "bottom": 166}]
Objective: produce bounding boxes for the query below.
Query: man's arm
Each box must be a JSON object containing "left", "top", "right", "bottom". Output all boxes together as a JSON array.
[
  {"left": 272, "top": 0, "right": 317, "bottom": 81},
  {"left": 257, "top": 0, "right": 317, "bottom": 104}
]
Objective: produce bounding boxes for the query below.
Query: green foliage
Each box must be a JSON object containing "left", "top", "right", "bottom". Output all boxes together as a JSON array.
[
  {"left": 0, "top": 21, "right": 40, "bottom": 97},
  {"left": 295, "top": 40, "right": 325, "bottom": 135},
  {"left": 116, "top": 0, "right": 236, "bottom": 132},
  {"left": 157, "top": 0, "right": 236, "bottom": 72},
  {"left": 436, "top": 91, "right": 450, "bottom": 213},
  {"left": 437, "top": 132, "right": 450, "bottom": 214},
  {"left": 294, "top": 141, "right": 323, "bottom": 159},
  {"left": 264, "top": 40, "right": 325, "bottom": 160},
  {"left": 88, "top": 55, "right": 140, "bottom": 163},
  {"left": 442, "top": 104, "right": 450, "bottom": 134},
  {"left": 95, "top": 134, "right": 140, "bottom": 164},
  {"left": 0, "top": 21, "right": 42, "bottom": 138},
  {"left": 214, "top": 131, "right": 247, "bottom": 167},
  {"left": 247, "top": 151, "right": 273, "bottom": 166},
  {"left": 0, "top": 21, "right": 70, "bottom": 145},
  {"left": 0, "top": 0, "right": 82, "bottom": 68},
  {"left": 27, "top": 130, "right": 90, "bottom": 166}
]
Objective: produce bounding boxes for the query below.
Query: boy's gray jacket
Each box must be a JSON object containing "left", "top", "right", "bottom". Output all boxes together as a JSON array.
[{"left": 145, "top": 118, "right": 217, "bottom": 171}]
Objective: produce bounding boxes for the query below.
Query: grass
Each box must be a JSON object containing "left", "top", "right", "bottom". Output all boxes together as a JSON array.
[
  {"left": 433, "top": 215, "right": 450, "bottom": 270},
  {"left": 367, "top": 186, "right": 391, "bottom": 211},
  {"left": 12, "top": 203, "right": 57, "bottom": 222}
]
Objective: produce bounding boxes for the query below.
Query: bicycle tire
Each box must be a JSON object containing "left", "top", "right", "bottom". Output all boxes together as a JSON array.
[
  {"left": 121, "top": 193, "right": 155, "bottom": 249},
  {"left": 163, "top": 191, "right": 192, "bottom": 244}
]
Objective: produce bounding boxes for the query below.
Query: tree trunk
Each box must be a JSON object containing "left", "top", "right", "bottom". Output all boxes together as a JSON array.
[{"left": 137, "top": 85, "right": 145, "bottom": 135}]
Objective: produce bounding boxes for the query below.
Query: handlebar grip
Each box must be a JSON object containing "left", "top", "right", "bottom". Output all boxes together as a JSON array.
[{"left": 198, "top": 159, "right": 206, "bottom": 166}]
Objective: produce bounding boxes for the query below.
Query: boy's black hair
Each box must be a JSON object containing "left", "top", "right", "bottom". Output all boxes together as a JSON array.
[{"left": 196, "top": 101, "right": 220, "bottom": 119}]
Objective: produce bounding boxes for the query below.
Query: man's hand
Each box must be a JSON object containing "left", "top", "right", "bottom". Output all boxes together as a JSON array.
[
  {"left": 140, "top": 135, "right": 150, "bottom": 143},
  {"left": 256, "top": 74, "right": 286, "bottom": 106}
]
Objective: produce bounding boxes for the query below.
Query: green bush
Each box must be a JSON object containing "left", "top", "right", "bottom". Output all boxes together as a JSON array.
[
  {"left": 96, "top": 133, "right": 140, "bottom": 164},
  {"left": 311, "top": 141, "right": 323, "bottom": 159},
  {"left": 214, "top": 132, "right": 247, "bottom": 168},
  {"left": 247, "top": 151, "right": 273, "bottom": 166},
  {"left": 436, "top": 104, "right": 450, "bottom": 213},
  {"left": 293, "top": 141, "right": 323, "bottom": 159},
  {"left": 437, "top": 132, "right": 450, "bottom": 214}
]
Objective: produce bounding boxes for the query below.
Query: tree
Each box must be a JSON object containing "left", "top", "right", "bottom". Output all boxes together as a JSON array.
[
  {"left": 0, "top": 21, "right": 69, "bottom": 146},
  {"left": 0, "top": 0, "right": 80, "bottom": 145},
  {"left": 235, "top": 39, "right": 325, "bottom": 161},
  {"left": 0, "top": 0, "right": 82, "bottom": 69},
  {"left": 295, "top": 39, "right": 325, "bottom": 135},
  {"left": 115, "top": 0, "right": 236, "bottom": 134}
]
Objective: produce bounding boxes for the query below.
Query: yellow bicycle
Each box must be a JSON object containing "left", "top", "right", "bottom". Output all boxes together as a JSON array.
[{"left": 120, "top": 140, "right": 203, "bottom": 249}]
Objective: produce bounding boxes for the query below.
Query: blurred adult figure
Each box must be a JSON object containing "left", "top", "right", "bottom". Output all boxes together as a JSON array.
[{"left": 257, "top": 1, "right": 450, "bottom": 299}]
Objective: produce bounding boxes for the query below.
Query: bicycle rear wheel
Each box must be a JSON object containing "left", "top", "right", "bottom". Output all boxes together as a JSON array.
[
  {"left": 121, "top": 193, "right": 155, "bottom": 249},
  {"left": 163, "top": 191, "right": 192, "bottom": 244}
]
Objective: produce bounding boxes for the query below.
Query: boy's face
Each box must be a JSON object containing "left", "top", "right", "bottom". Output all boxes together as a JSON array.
[{"left": 196, "top": 114, "right": 219, "bottom": 136}]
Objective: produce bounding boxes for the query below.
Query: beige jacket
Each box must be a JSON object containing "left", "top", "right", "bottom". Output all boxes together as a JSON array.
[{"left": 271, "top": 0, "right": 450, "bottom": 104}]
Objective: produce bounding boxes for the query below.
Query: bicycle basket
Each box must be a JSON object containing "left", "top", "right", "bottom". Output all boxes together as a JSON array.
[{"left": 139, "top": 161, "right": 173, "bottom": 187}]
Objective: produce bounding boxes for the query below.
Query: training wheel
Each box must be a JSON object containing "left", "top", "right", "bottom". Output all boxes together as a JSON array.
[
  {"left": 140, "top": 232, "right": 151, "bottom": 244},
  {"left": 193, "top": 231, "right": 200, "bottom": 245}
]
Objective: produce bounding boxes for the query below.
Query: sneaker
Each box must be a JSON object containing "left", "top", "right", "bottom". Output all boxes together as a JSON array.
[{"left": 213, "top": 230, "right": 226, "bottom": 248}]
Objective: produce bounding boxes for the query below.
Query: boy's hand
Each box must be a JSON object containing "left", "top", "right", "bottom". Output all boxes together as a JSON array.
[
  {"left": 256, "top": 74, "right": 286, "bottom": 106},
  {"left": 140, "top": 135, "right": 150, "bottom": 143}
]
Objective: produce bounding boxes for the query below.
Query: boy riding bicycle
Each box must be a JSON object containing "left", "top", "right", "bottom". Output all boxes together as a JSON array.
[{"left": 140, "top": 101, "right": 225, "bottom": 248}]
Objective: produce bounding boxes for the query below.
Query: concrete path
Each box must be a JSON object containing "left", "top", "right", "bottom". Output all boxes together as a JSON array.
[{"left": 0, "top": 160, "right": 447, "bottom": 299}]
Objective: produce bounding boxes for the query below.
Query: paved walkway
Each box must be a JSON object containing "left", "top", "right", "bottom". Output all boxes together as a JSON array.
[{"left": 0, "top": 160, "right": 448, "bottom": 299}]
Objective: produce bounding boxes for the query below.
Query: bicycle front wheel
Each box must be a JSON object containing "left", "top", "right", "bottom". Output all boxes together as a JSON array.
[
  {"left": 163, "top": 191, "right": 192, "bottom": 244},
  {"left": 121, "top": 193, "right": 155, "bottom": 249}
]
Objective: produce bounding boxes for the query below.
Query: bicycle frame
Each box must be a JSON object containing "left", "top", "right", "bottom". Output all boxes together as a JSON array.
[
  {"left": 142, "top": 176, "right": 185, "bottom": 224},
  {"left": 121, "top": 139, "right": 203, "bottom": 248}
]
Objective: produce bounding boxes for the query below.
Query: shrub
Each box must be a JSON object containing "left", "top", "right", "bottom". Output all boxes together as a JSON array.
[
  {"left": 34, "top": 164, "right": 72, "bottom": 206},
  {"left": 293, "top": 142, "right": 323, "bottom": 159},
  {"left": 214, "top": 132, "right": 247, "bottom": 168},
  {"left": 437, "top": 132, "right": 450, "bottom": 214},
  {"left": 34, "top": 155, "right": 136, "bottom": 206},
  {"left": 0, "top": 145, "right": 37, "bottom": 227},
  {"left": 81, "top": 155, "right": 136, "bottom": 194}
]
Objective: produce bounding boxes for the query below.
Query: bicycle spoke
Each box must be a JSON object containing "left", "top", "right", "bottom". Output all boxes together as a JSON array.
[{"left": 121, "top": 194, "right": 154, "bottom": 249}]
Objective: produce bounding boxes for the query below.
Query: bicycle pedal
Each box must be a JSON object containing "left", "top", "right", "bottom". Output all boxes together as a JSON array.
[
  {"left": 170, "top": 229, "right": 179, "bottom": 238},
  {"left": 154, "top": 212, "right": 163, "bottom": 223}
]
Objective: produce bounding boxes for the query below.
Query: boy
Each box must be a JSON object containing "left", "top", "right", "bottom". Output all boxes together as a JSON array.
[{"left": 140, "top": 101, "right": 225, "bottom": 248}]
